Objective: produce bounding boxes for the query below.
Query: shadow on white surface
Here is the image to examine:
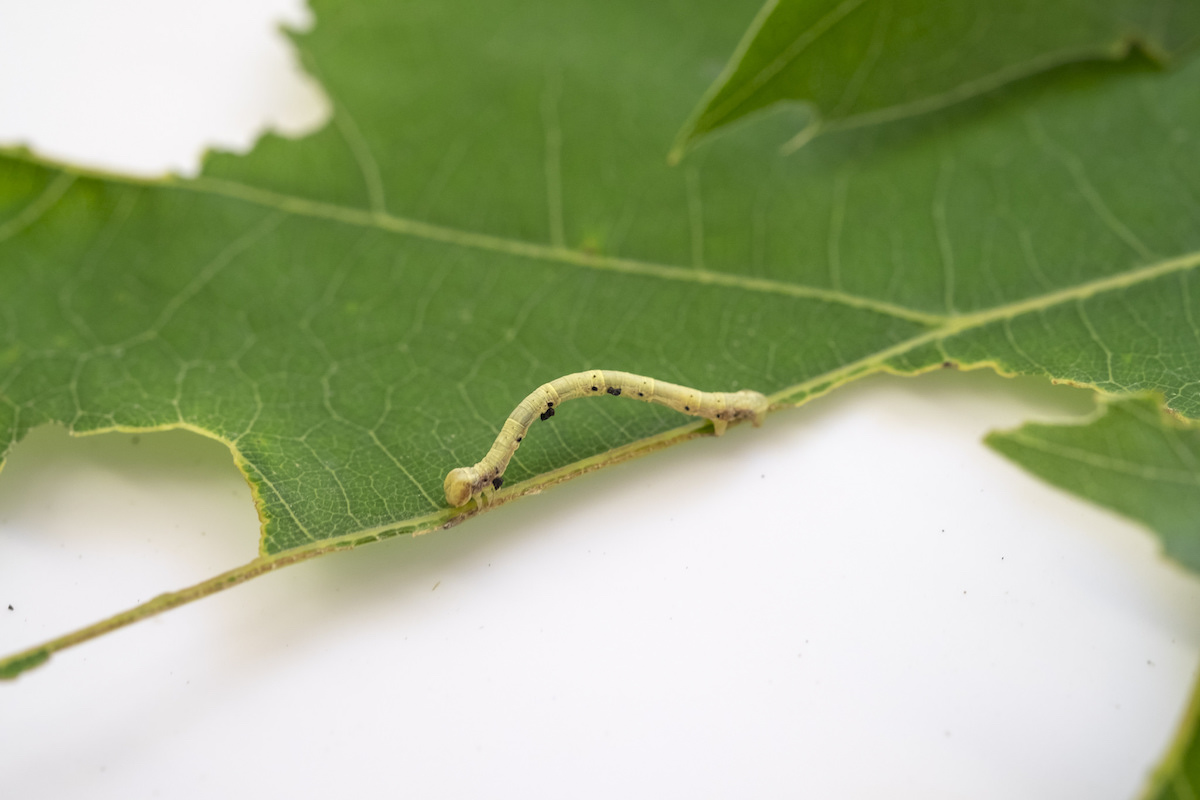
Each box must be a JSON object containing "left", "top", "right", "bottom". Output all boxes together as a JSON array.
[{"left": 1, "top": 369, "right": 1197, "bottom": 800}]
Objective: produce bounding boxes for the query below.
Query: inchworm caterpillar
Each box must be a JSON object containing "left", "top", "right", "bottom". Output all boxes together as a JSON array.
[{"left": 444, "top": 370, "right": 769, "bottom": 507}]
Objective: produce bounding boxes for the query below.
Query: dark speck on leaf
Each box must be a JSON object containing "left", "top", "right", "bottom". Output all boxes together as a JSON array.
[{"left": 7, "top": 605, "right": 12, "bottom": 611}]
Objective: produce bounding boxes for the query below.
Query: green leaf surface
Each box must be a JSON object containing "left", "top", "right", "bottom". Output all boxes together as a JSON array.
[
  {"left": 2, "top": 0, "right": 1200, "bottom": 678},
  {"left": 1142, "top": 670, "right": 1200, "bottom": 800},
  {"left": 988, "top": 395, "right": 1200, "bottom": 571},
  {"left": 672, "top": 0, "right": 1200, "bottom": 157}
]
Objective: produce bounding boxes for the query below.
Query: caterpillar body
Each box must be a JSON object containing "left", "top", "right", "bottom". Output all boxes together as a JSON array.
[{"left": 443, "top": 370, "right": 769, "bottom": 507}]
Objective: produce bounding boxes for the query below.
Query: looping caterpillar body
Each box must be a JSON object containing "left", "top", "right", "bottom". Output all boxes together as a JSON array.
[{"left": 444, "top": 370, "right": 769, "bottom": 507}]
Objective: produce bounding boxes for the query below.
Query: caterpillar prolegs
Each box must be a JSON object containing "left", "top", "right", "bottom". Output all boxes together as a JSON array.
[{"left": 443, "top": 370, "right": 769, "bottom": 507}]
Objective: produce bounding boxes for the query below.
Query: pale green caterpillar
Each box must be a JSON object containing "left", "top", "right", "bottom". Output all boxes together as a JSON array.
[{"left": 444, "top": 370, "right": 769, "bottom": 507}]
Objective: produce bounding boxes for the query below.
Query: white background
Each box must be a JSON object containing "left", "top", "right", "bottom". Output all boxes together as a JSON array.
[{"left": 1, "top": 2, "right": 1199, "bottom": 798}]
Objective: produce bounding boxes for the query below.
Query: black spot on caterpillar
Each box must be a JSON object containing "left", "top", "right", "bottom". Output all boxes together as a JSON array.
[{"left": 443, "top": 370, "right": 769, "bottom": 507}]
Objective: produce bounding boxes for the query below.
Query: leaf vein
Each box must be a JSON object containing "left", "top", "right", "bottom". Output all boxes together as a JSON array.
[
  {"left": 0, "top": 172, "right": 74, "bottom": 244},
  {"left": 181, "top": 175, "right": 946, "bottom": 325},
  {"left": 1005, "top": 429, "right": 1200, "bottom": 486}
]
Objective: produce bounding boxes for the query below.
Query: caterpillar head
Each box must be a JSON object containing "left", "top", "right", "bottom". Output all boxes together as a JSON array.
[{"left": 443, "top": 467, "right": 478, "bottom": 507}]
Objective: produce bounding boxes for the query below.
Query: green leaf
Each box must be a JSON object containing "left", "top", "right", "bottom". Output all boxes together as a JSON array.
[
  {"left": 2, "top": 0, "right": 1200, "bottom": 676},
  {"left": 988, "top": 395, "right": 1200, "bottom": 571},
  {"left": 1142, "top": 672, "right": 1200, "bottom": 800},
  {"left": 671, "top": 0, "right": 1200, "bottom": 158}
]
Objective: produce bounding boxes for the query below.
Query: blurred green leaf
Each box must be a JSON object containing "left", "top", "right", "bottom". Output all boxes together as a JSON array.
[
  {"left": 990, "top": 397, "right": 1200, "bottom": 798},
  {"left": 671, "top": 0, "right": 1200, "bottom": 158},
  {"left": 988, "top": 395, "right": 1200, "bottom": 571},
  {"left": 1141, "top": 672, "right": 1200, "bottom": 800}
]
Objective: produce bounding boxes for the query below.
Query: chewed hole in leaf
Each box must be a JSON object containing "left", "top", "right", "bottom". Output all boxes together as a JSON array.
[
  {"left": 0, "top": 1, "right": 329, "bottom": 177},
  {"left": 0, "top": 425, "right": 258, "bottom": 654}
]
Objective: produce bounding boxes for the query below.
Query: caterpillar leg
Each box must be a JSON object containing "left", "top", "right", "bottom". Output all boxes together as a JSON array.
[{"left": 711, "top": 418, "right": 728, "bottom": 436}]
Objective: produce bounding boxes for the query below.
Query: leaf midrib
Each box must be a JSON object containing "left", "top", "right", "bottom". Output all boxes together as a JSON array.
[
  {"left": 1000, "top": 429, "right": 1200, "bottom": 485},
  {"left": 179, "top": 174, "right": 1200, "bottom": 328},
  {"left": 5, "top": 153, "right": 1200, "bottom": 403},
  {"left": 183, "top": 175, "right": 945, "bottom": 326},
  {"left": 175, "top": 173, "right": 1200, "bottom": 399}
]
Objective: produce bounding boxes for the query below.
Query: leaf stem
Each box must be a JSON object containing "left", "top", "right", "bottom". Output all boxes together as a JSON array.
[
  {"left": 0, "top": 417, "right": 728, "bottom": 679},
  {"left": 0, "top": 548, "right": 325, "bottom": 680}
]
